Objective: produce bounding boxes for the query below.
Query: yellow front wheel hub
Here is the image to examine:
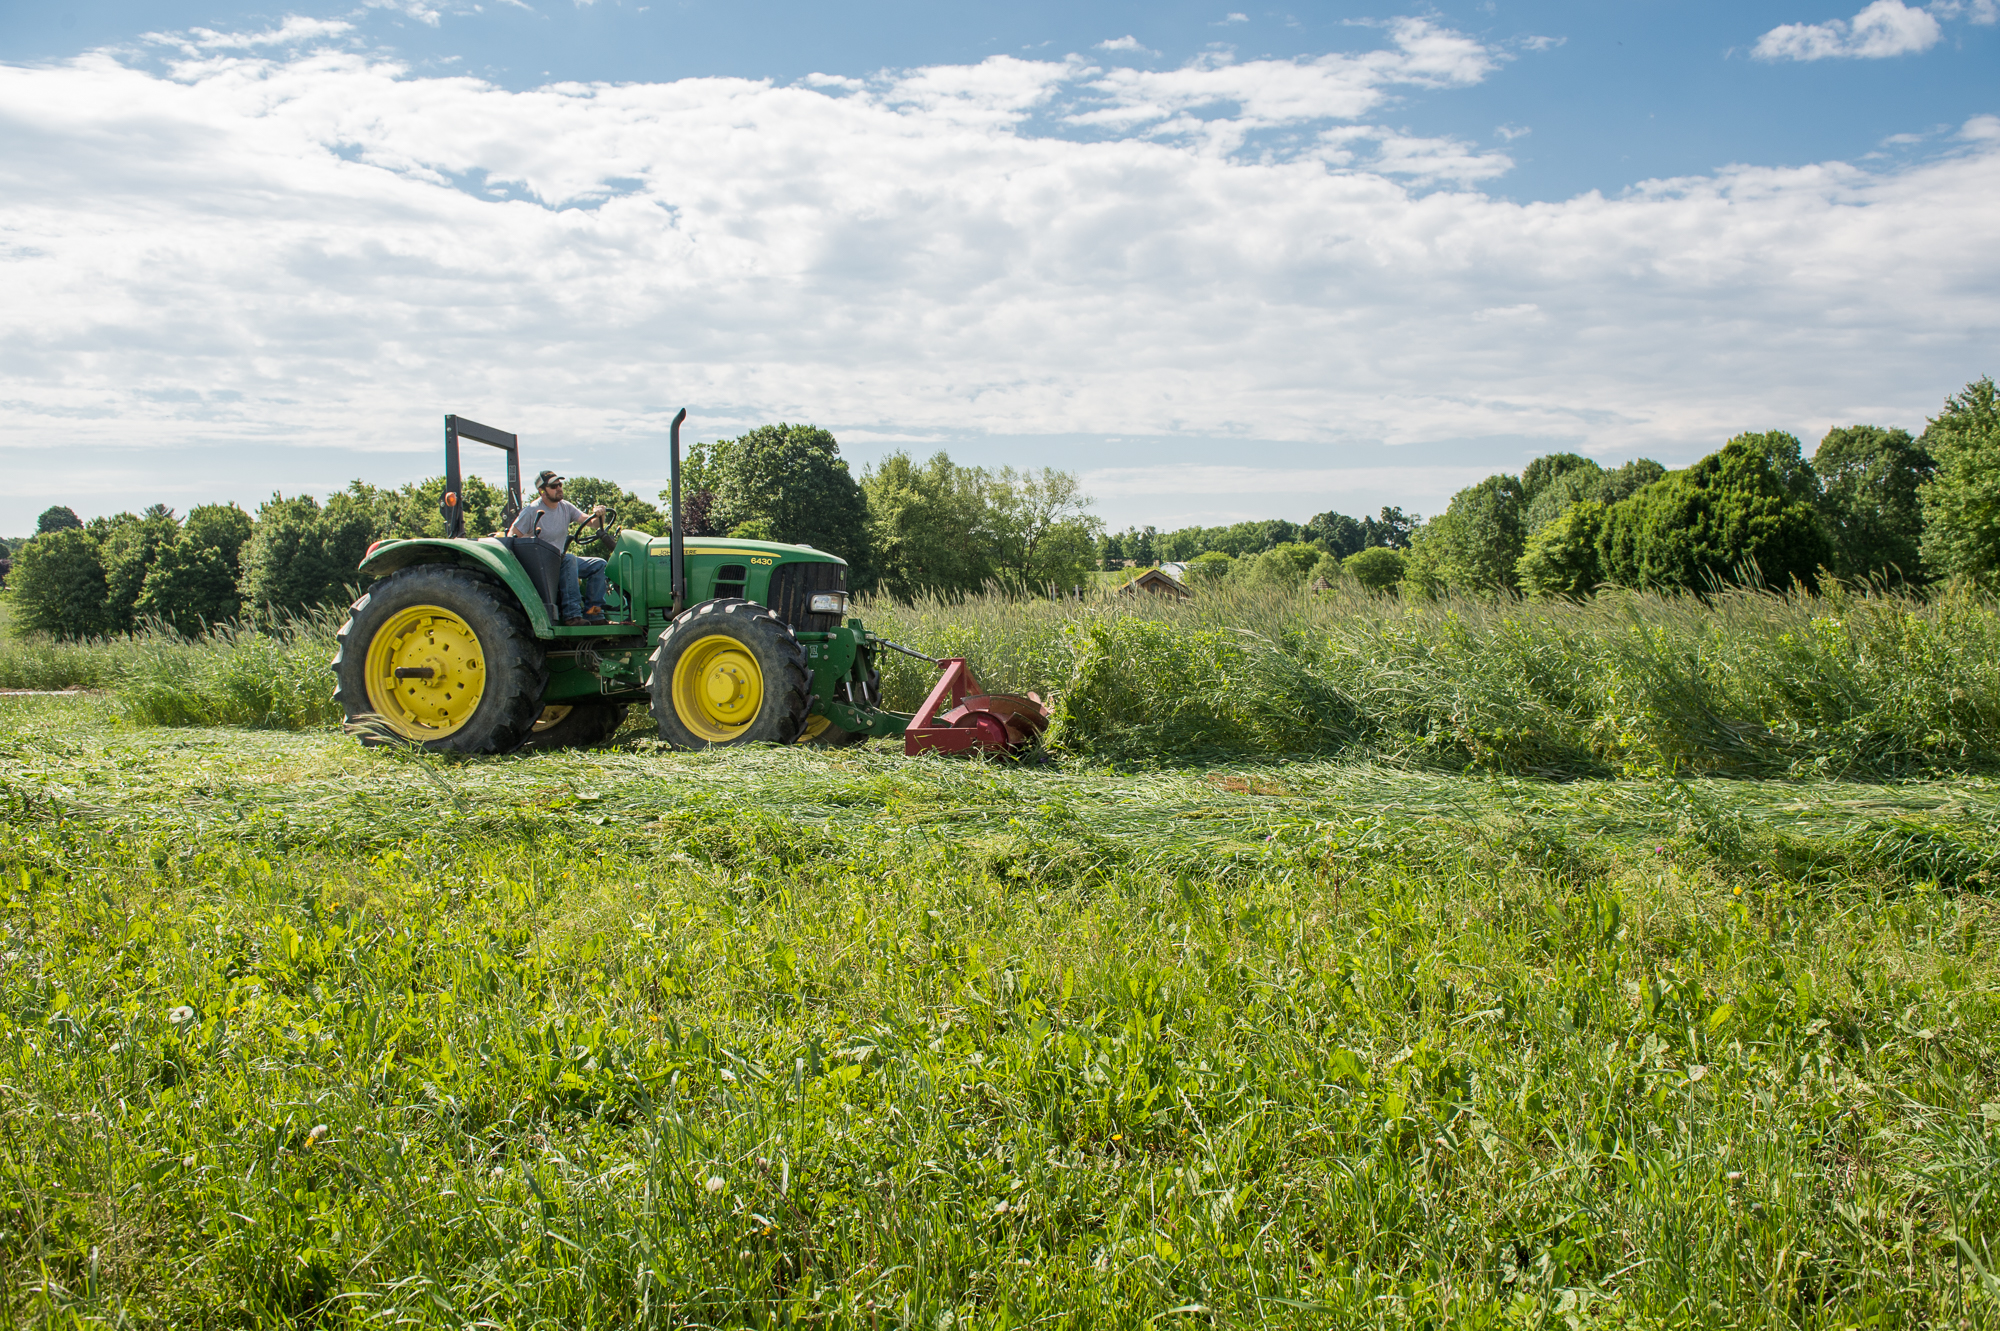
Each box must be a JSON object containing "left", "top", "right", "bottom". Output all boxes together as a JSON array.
[
  {"left": 671, "top": 636, "right": 765, "bottom": 742},
  {"left": 363, "top": 605, "right": 487, "bottom": 739}
]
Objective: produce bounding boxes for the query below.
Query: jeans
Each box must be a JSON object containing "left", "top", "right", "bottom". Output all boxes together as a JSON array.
[{"left": 561, "top": 554, "right": 608, "bottom": 620}]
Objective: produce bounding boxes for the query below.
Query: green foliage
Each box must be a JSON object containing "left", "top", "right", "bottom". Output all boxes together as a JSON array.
[
  {"left": 7, "top": 527, "right": 114, "bottom": 639},
  {"left": 1520, "top": 451, "right": 1599, "bottom": 502},
  {"left": 1598, "top": 432, "right": 1829, "bottom": 592},
  {"left": 1230, "top": 541, "right": 1324, "bottom": 591},
  {"left": 1405, "top": 474, "right": 1527, "bottom": 593},
  {"left": 561, "top": 476, "right": 666, "bottom": 536},
  {"left": 984, "top": 466, "right": 1103, "bottom": 593},
  {"left": 237, "top": 492, "right": 381, "bottom": 614},
  {"left": 5, "top": 701, "right": 2000, "bottom": 1325},
  {"left": 1516, "top": 500, "right": 1606, "bottom": 599},
  {"left": 1343, "top": 545, "right": 1405, "bottom": 592},
  {"left": 100, "top": 508, "right": 181, "bottom": 633},
  {"left": 1594, "top": 457, "right": 1667, "bottom": 505},
  {"left": 859, "top": 578, "right": 2000, "bottom": 778},
  {"left": 864, "top": 452, "right": 997, "bottom": 598},
  {"left": 1522, "top": 466, "right": 1601, "bottom": 533},
  {"left": 34, "top": 505, "right": 81, "bottom": 535},
  {"left": 1182, "top": 550, "right": 1233, "bottom": 585},
  {"left": 1157, "top": 518, "right": 1305, "bottom": 561},
  {"left": 1918, "top": 376, "right": 2000, "bottom": 584},
  {"left": 1307, "top": 551, "right": 1345, "bottom": 588},
  {"left": 706, "top": 423, "right": 873, "bottom": 584},
  {"left": 1814, "top": 425, "right": 1933, "bottom": 584},
  {"left": 135, "top": 540, "right": 241, "bottom": 635}
]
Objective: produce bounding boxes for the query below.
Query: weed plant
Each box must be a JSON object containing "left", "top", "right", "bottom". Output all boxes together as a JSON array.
[
  {"left": 865, "top": 581, "right": 2000, "bottom": 778},
  {"left": 12, "top": 582, "right": 2000, "bottom": 781},
  {"left": 0, "top": 600, "right": 341, "bottom": 727},
  {"left": 2, "top": 700, "right": 1999, "bottom": 1326}
]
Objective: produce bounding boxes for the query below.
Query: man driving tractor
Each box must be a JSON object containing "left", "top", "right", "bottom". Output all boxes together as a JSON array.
[{"left": 508, "top": 470, "right": 614, "bottom": 625}]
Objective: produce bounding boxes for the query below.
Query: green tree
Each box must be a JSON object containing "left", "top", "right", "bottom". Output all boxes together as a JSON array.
[
  {"left": 1304, "top": 511, "right": 1367, "bottom": 558},
  {"left": 862, "top": 452, "right": 996, "bottom": 599},
  {"left": 561, "top": 478, "right": 666, "bottom": 537},
  {"left": 1516, "top": 500, "right": 1606, "bottom": 599},
  {"left": 135, "top": 503, "right": 255, "bottom": 633},
  {"left": 238, "top": 493, "right": 382, "bottom": 614},
  {"left": 1343, "top": 546, "right": 1405, "bottom": 592},
  {"left": 35, "top": 506, "right": 82, "bottom": 535},
  {"left": 9, "top": 527, "right": 114, "bottom": 639},
  {"left": 705, "top": 424, "right": 873, "bottom": 586},
  {"left": 983, "top": 467, "right": 1102, "bottom": 592},
  {"left": 1403, "top": 474, "right": 1527, "bottom": 592},
  {"left": 1917, "top": 377, "right": 2000, "bottom": 584},
  {"left": 1594, "top": 458, "right": 1667, "bottom": 506},
  {"left": 1521, "top": 453, "right": 1600, "bottom": 504},
  {"left": 101, "top": 508, "right": 182, "bottom": 632},
  {"left": 1307, "top": 551, "right": 1345, "bottom": 588},
  {"left": 1597, "top": 431, "right": 1828, "bottom": 592},
  {"left": 1813, "top": 425, "right": 1932, "bottom": 583},
  {"left": 1183, "top": 551, "right": 1233, "bottom": 586}
]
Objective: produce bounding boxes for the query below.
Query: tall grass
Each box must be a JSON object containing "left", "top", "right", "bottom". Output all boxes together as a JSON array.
[
  {"left": 0, "top": 598, "right": 342, "bottom": 729},
  {"left": 12, "top": 582, "right": 1999, "bottom": 778},
  {"left": 864, "top": 580, "right": 2000, "bottom": 777}
]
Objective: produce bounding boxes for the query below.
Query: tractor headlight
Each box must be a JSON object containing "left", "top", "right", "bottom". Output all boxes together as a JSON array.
[{"left": 809, "top": 592, "right": 849, "bottom": 615}]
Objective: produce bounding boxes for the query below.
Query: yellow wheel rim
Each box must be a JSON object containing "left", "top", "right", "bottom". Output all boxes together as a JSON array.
[
  {"left": 796, "top": 714, "right": 833, "bottom": 745},
  {"left": 671, "top": 636, "right": 764, "bottom": 742},
  {"left": 362, "top": 605, "right": 487, "bottom": 740}
]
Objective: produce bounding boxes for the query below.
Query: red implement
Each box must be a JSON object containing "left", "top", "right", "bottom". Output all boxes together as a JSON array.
[{"left": 904, "top": 658, "right": 1049, "bottom": 757}]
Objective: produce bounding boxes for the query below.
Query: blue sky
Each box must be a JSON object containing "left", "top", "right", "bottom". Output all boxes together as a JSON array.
[{"left": 1, "top": 0, "right": 1995, "bottom": 528}]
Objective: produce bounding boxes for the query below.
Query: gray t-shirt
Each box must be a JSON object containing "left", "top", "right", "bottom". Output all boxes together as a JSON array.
[{"left": 509, "top": 498, "right": 585, "bottom": 551}]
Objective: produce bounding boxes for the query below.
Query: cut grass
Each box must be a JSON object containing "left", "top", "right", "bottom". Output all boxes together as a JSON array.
[{"left": 3, "top": 696, "right": 2000, "bottom": 1326}]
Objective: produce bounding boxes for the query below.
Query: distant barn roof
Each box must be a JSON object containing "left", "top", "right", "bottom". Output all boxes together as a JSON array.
[{"left": 1117, "top": 567, "right": 1191, "bottom": 598}]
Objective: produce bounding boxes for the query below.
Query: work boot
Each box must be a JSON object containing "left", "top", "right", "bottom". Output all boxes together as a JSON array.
[
  {"left": 581, "top": 606, "right": 609, "bottom": 625},
  {"left": 562, "top": 616, "right": 589, "bottom": 626}
]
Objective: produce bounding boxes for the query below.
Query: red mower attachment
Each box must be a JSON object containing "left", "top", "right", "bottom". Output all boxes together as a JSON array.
[{"left": 904, "top": 658, "right": 1050, "bottom": 757}]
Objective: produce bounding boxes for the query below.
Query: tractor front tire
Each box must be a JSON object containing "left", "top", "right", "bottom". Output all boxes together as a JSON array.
[
  {"left": 332, "top": 565, "right": 548, "bottom": 753},
  {"left": 648, "top": 598, "right": 810, "bottom": 749},
  {"left": 519, "top": 702, "right": 631, "bottom": 752}
]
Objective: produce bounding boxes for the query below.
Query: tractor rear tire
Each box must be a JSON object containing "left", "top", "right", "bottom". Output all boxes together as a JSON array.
[
  {"left": 648, "top": 598, "right": 810, "bottom": 749},
  {"left": 332, "top": 565, "right": 547, "bottom": 754},
  {"left": 518, "top": 702, "right": 630, "bottom": 752}
]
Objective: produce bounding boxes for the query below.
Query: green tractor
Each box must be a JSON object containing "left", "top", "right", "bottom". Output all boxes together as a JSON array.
[{"left": 332, "top": 411, "right": 1048, "bottom": 756}]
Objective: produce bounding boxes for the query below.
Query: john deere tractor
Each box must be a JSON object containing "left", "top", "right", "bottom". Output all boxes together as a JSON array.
[{"left": 332, "top": 411, "right": 1047, "bottom": 756}]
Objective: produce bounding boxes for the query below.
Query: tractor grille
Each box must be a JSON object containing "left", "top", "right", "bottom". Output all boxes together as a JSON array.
[{"left": 766, "top": 560, "right": 847, "bottom": 630}]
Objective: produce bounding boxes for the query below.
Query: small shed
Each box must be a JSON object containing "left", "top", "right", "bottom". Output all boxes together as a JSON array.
[{"left": 1117, "top": 567, "right": 1191, "bottom": 599}]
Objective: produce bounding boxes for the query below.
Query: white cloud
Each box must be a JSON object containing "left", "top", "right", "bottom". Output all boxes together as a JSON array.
[
  {"left": 1754, "top": 0, "right": 1942, "bottom": 60},
  {"left": 1221, "top": 13, "right": 1250, "bottom": 23},
  {"left": 0, "top": 29, "right": 1996, "bottom": 519},
  {"left": 147, "top": 16, "right": 354, "bottom": 52},
  {"left": 1095, "top": 36, "right": 1155, "bottom": 54},
  {"left": 1929, "top": 0, "right": 1999, "bottom": 23}
]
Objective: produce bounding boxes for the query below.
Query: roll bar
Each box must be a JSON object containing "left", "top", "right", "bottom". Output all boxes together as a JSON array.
[{"left": 442, "top": 415, "right": 523, "bottom": 538}]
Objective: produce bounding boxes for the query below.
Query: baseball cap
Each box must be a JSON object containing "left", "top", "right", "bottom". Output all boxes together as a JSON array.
[{"left": 535, "top": 470, "right": 564, "bottom": 489}]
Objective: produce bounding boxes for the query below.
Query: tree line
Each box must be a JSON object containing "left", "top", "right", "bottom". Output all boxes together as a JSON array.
[
  {"left": 6, "top": 424, "right": 1103, "bottom": 638},
  {"left": 8, "top": 377, "right": 1994, "bottom": 638}
]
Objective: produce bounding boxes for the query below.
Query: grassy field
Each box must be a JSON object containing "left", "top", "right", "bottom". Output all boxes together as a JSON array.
[{"left": 4, "top": 678, "right": 2000, "bottom": 1327}]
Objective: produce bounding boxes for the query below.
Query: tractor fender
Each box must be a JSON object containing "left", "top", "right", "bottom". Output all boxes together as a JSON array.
[{"left": 359, "top": 537, "right": 557, "bottom": 637}]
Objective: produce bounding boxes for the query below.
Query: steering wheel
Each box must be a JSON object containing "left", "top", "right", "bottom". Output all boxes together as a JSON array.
[{"left": 564, "top": 506, "right": 615, "bottom": 554}]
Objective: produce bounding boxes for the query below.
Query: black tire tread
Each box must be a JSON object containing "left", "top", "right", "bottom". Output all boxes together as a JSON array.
[
  {"left": 331, "top": 564, "right": 547, "bottom": 754},
  {"left": 646, "top": 598, "right": 811, "bottom": 749}
]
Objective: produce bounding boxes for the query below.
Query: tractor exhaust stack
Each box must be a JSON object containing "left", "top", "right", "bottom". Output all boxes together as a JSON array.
[{"left": 668, "top": 406, "right": 688, "bottom": 615}]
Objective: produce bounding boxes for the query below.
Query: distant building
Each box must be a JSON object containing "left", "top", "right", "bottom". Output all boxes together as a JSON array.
[{"left": 1117, "top": 567, "right": 1191, "bottom": 599}]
